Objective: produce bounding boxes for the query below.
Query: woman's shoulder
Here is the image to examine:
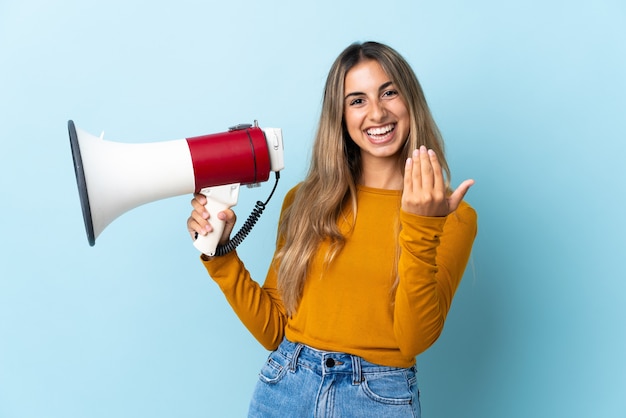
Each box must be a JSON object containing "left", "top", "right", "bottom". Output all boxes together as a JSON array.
[
  {"left": 448, "top": 200, "right": 478, "bottom": 230},
  {"left": 282, "top": 182, "right": 303, "bottom": 208},
  {"left": 456, "top": 200, "right": 477, "bottom": 217}
]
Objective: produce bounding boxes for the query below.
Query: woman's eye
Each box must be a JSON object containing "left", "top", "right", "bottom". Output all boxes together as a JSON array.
[
  {"left": 382, "top": 90, "right": 398, "bottom": 98},
  {"left": 349, "top": 98, "right": 364, "bottom": 106}
]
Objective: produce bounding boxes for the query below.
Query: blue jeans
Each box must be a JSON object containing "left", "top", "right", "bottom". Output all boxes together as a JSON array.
[{"left": 248, "top": 338, "right": 421, "bottom": 418}]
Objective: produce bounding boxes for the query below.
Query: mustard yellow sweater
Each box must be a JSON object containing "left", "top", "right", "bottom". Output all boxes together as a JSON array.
[{"left": 202, "top": 185, "right": 477, "bottom": 368}]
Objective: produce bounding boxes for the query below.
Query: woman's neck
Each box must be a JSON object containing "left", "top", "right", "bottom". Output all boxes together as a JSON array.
[{"left": 359, "top": 157, "right": 403, "bottom": 190}]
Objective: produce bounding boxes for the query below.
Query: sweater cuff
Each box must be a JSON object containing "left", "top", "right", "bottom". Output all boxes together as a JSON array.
[
  {"left": 200, "top": 251, "right": 242, "bottom": 284},
  {"left": 399, "top": 210, "right": 446, "bottom": 256}
]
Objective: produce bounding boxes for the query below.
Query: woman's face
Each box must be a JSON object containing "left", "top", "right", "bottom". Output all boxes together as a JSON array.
[{"left": 343, "top": 59, "right": 410, "bottom": 164}]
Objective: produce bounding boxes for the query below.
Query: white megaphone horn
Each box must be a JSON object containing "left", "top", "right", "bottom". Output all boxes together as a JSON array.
[{"left": 68, "top": 120, "right": 284, "bottom": 256}]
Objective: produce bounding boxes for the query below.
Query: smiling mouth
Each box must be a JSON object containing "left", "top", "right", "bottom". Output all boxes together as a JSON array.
[{"left": 366, "top": 123, "right": 396, "bottom": 141}]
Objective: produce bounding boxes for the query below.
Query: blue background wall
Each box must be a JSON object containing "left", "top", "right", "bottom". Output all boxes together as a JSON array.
[{"left": 1, "top": 0, "right": 625, "bottom": 417}]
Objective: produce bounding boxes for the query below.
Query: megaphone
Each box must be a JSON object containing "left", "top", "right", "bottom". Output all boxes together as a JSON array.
[{"left": 68, "top": 120, "right": 284, "bottom": 256}]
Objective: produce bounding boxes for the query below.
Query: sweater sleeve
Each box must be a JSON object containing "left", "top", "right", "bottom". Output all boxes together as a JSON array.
[
  {"left": 199, "top": 188, "right": 298, "bottom": 351},
  {"left": 393, "top": 201, "right": 477, "bottom": 357}
]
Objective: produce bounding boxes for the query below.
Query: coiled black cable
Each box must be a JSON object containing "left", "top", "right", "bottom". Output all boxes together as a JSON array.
[{"left": 213, "top": 171, "right": 280, "bottom": 256}]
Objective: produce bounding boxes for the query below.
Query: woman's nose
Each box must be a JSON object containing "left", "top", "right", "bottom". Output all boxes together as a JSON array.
[{"left": 369, "top": 100, "right": 387, "bottom": 121}]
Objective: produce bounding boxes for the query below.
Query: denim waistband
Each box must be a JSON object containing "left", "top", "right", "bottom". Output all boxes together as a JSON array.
[{"left": 276, "top": 338, "right": 414, "bottom": 385}]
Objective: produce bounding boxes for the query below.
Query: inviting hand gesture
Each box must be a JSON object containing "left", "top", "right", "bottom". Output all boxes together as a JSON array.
[{"left": 402, "top": 146, "right": 474, "bottom": 217}]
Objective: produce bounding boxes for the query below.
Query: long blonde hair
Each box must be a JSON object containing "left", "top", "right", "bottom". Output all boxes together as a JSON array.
[{"left": 275, "top": 42, "right": 449, "bottom": 315}]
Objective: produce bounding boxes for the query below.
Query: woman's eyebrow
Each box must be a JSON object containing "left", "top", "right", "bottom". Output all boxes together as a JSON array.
[
  {"left": 378, "top": 81, "right": 394, "bottom": 92},
  {"left": 344, "top": 90, "right": 364, "bottom": 101}
]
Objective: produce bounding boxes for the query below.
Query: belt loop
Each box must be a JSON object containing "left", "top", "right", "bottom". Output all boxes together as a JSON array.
[
  {"left": 351, "top": 355, "right": 362, "bottom": 384},
  {"left": 289, "top": 343, "right": 304, "bottom": 372}
]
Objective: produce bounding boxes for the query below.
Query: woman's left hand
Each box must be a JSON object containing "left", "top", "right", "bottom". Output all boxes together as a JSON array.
[{"left": 402, "top": 146, "right": 474, "bottom": 217}]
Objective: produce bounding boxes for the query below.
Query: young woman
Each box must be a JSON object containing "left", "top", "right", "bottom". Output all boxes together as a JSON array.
[{"left": 187, "top": 41, "right": 477, "bottom": 418}]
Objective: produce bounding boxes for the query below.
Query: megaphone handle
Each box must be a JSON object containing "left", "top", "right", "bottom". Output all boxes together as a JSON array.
[{"left": 193, "top": 184, "right": 240, "bottom": 256}]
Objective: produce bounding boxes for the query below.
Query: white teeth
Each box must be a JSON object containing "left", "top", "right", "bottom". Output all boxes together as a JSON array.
[{"left": 367, "top": 124, "right": 394, "bottom": 136}]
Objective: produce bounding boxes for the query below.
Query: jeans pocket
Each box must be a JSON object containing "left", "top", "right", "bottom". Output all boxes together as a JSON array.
[
  {"left": 360, "top": 369, "right": 416, "bottom": 405},
  {"left": 258, "top": 351, "right": 289, "bottom": 384}
]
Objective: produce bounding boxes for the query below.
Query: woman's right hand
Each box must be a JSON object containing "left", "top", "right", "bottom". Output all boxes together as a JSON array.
[{"left": 186, "top": 193, "right": 237, "bottom": 246}]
